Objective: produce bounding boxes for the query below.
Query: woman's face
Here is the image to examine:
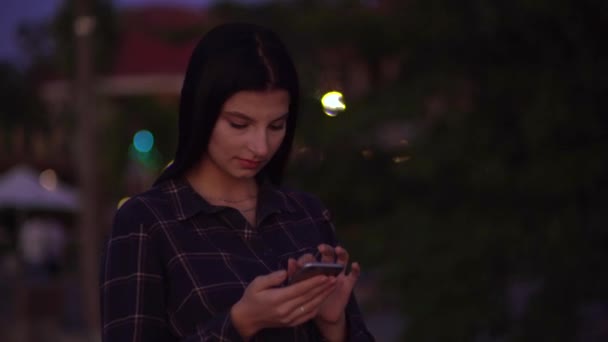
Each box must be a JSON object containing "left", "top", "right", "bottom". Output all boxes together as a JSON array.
[{"left": 201, "top": 89, "right": 290, "bottom": 181}]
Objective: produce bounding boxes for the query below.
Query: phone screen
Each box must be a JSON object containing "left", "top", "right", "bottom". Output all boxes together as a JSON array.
[{"left": 288, "top": 262, "right": 344, "bottom": 284}]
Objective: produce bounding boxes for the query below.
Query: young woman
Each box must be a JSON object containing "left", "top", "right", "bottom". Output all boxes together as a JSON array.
[{"left": 100, "top": 23, "right": 375, "bottom": 342}]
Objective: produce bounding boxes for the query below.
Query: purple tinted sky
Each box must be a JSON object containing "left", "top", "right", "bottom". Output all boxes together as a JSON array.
[{"left": 0, "top": 0, "right": 264, "bottom": 63}]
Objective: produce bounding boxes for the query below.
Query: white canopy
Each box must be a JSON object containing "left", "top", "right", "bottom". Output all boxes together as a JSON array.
[{"left": 0, "top": 165, "right": 79, "bottom": 212}]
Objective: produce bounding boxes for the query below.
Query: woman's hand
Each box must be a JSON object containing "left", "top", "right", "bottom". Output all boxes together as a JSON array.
[
  {"left": 285, "top": 246, "right": 361, "bottom": 324},
  {"left": 315, "top": 244, "right": 361, "bottom": 324},
  {"left": 230, "top": 269, "right": 336, "bottom": 339},
  {"left": 285, "top": 246, "right": 360, "bottom": 341}
]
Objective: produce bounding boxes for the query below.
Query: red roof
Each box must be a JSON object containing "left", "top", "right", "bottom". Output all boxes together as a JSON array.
[
  {"left": 121, "top": 6, "right": 208, "bottom": 29},
  {"left": 110, "top": 6, "right": 208, "bottom": 76},
  {"left": 110, "top": 30, "right": 197, "bottom": 75}
]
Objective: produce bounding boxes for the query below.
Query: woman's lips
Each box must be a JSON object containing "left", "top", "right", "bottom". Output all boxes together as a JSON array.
[{"left": 237, "top": 158, "right": 262, "bottom": 169}]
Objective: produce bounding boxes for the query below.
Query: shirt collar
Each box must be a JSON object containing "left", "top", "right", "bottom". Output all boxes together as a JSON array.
[
  {"left": 161, "top": 177, "right": 296, "bottom": 222},
  {"left": 160, "top": 178, "right": 215, "bottom": 221},
  {"left": 257, "top": 180, "right": 297, "bottom": 221}
]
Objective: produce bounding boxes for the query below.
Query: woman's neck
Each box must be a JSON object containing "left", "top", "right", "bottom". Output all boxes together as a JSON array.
[{"left": 186, "top": 161, "right": 258, "bottom": 203}]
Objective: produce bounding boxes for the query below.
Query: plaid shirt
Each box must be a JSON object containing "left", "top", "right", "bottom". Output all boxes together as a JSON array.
[{"left": 100, "top": 178, "right": 375, "bottom": 341}]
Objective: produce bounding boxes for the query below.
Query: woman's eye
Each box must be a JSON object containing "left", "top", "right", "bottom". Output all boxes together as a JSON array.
[
  {"left": 269, "top": 120, "right": 286, "bottom": 131},
  {"left": 269, "top": 124, "right": 285, "bottom": 131},
  {"left": 229, "top": 122, "right": 248, "bottom": 129}
]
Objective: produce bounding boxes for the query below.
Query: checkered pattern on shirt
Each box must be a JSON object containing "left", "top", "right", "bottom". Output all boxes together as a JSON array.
[{"left": 100, "top": 178, "right": 375, "bottom": 341}]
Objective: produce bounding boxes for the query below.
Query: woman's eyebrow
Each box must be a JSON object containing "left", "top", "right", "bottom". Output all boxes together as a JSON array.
[
  {"left": 223, "top": 111, "right": 252, "bottom": 120},
  {"left": 271, "top": 114, "right": 288, "bottom": 122},
  {"left": 223, "top": 111, "right": 288, "bottom": 122}
]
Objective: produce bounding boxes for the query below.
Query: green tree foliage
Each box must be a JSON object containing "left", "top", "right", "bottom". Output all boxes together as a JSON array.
[
  {"left": 102, "top": 96, "right": 178, "bottom": 198},
  {"left": 389, "top": 1, "right": 607, "bottom": 340},
  {"left": 0, "top": 63, "right": 47, "bottom": 132},
  {"left": 210, "top": 0, "right": 608, "bottom": 340},
  {"left": 9, "top": 0, "right": 604, "bottom": 339}
]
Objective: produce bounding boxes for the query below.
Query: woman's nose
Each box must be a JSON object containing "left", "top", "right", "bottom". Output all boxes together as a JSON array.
[{"left": 247, "top": 130, "right": 269, "bottom": 158}]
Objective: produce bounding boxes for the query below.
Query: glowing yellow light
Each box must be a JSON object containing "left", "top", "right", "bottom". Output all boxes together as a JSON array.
[
  {"left": 392, "top": 155, "right": 411, "bottom": 164},
  {"left": 321, "top": 91, "right": 346, "bottom": 117},
  {"left": 39, "top": 169, "right": 58, "bottom": 191},
  {"left": 117, "top": 197, "right": 130, "bottom": 209}
]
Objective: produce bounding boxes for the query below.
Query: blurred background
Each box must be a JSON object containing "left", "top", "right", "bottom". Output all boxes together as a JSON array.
[{"left": 1, "top": 0, "right": 607, "bottom": 341}]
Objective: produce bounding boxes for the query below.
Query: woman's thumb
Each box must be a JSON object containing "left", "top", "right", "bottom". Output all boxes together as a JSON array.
[{"left": 251, "top": 270, "right": 287, "bottom": 290}]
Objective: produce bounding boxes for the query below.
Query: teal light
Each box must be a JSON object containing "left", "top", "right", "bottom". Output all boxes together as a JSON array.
[{"left": 133, "top": 130, "right": 154, "bottom": 153}]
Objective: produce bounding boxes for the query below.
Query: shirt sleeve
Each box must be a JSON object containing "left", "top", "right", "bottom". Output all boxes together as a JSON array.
[
  {"left": 340, "top": 293, "right": 376, "bottom": 341},
  {"left": 100, "top": 199, "right": 245, "bottom": 342},
  {"left": 183, "top": 312, "right": 244, "bottom": 342},
  {"left": 318, "top": 207, "right": 376, "bottom": 342}
]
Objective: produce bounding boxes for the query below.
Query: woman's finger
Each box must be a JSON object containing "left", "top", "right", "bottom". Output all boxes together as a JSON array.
[
  {"left": 285, "top": 306, "right": 318, "bottom": 327},
  {"left": 296, "top": 253, "right": 317, "bottom": 267},
  {"left": 346, "top": 261, "right": 361, "bottom": 283},
  {"left": 273, "top": 274, "right": 329, "bottom": 302},
  {"left": 335, "top": 246, "right": 350, "bottom": 266},
  {"left": 282, "top": 277, "right": 335, "bottom": 313},
  {"left": 350, "top": 262, "right": 361, "bottom": 278},
  {"left": 286, "top": 258, "right": 298, "bottom": 277},
  {"left": 317, "top": 244, "right": 335, "bottom": 263},
  {"left": 283, "top": 281, "right": 336, "bottom": 326},
  {"left": 277, "top": 284, "right": 329, "bottom": 325}
]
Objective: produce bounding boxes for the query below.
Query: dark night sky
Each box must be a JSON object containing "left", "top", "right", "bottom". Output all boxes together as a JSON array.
[{"left": 0, "top": 0, "right": 266, "bottom": 63}]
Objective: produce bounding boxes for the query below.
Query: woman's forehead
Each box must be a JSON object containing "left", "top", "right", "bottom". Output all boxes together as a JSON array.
[{"left": 222, "top": 90, "right": 290, "bottom": 119}]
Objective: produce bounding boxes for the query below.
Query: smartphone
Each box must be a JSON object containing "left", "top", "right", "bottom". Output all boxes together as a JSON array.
[{"left": 288, "top": 262, "right": 344, "bottom": 284}]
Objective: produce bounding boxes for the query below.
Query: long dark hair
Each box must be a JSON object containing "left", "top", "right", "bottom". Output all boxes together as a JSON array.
[{"left": 155, "top": 23, "right": 300, "bottom": 186}]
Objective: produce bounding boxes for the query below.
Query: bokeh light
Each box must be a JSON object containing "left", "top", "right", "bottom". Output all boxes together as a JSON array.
[
  {"left": 163, "top": 160, "right": 174, "bottom": 171},
  {"left": 392, "top": 155, "right": 411, "bottom": 164},
  {"left": 321, "top": 91, "right": 346, "bottom": 117},
  {"left": 117, "top": 196, "right": 130, "bottom": 209},
  {"left": 133, "top": 130, "right": 154, "bottom": 153},
  {"left": 361, "top": 148, "right": 374, "bottom": 160},
  {"left": 39, "top": 169, "right": 58, "bottom": 191}
]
